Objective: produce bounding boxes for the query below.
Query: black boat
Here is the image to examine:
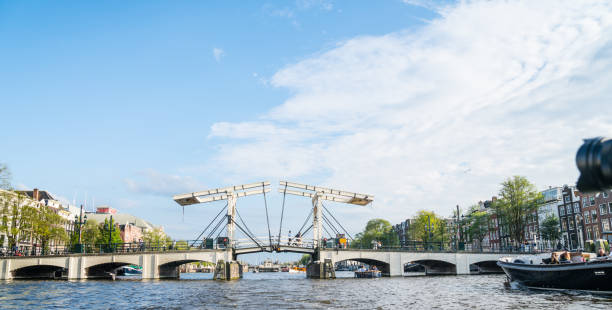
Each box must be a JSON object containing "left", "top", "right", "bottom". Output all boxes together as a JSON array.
[{"left": 497, "top": 256, "right": 612, "bottom": 293}]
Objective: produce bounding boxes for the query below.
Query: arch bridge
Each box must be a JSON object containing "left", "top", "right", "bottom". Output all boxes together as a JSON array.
[{"left": 1, "top": 181, "right": 521, "bottom": 280}]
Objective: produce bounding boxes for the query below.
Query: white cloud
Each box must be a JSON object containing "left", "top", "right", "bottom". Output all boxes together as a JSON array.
[
  {"left": 208, "top": 0, "right": 612, "bottom": 229},
  {"left": 212, "top": 47, "right": 225, "bottom": 62},
  {"left": 125, "top": 169, "right": 206, "bottom": 196}
]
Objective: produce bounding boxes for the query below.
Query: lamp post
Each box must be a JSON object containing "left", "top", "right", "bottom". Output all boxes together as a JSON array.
[
  {"left": 74, "top": 205, "right": 87, "bottom": 253},
  {"left": 426, "top": 215, "right": 432, "bottom": 250},
  {"left": 108, "top": 215, "right": 115, "bottom": 253},
  {"left": 455, "top": 205, "right": 460, "bottom": 251}
]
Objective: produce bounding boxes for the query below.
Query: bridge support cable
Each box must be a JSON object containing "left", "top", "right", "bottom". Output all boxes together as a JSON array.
[
  {"left": 296, "top": 208, "right": 313, "bottom": 236},
  {"left": 301, "top": 224, "right": 313, "bottom": 237},
  {"left": 235, "top": 207, "right": 262, "bottom": 245},
  {"left": 173, "top": 181, "right": 270, "bottom": 251},
  {"left": 322, "top": 213, "right": 340, "bottom": 236},
  {"left": 322, "top": 204, "right": 354, "bottom": 241},
  {"left": 230, "top": 217, "right": 264, "bottom": 249},
  {"left": 276, "top": 181, "right": 373, "bottom": 250},
  {"left": 321, "top": 223, "right": 333, "bottom": 239},
  {"left": 191, "top": 203, "right": 228, "bottom": 246},
  {"left": 276, "top": 184, "right": 288, "bottom": 246},
  {"left": 206, "top": 214, "right": 229, "bottom": 241},
  {"left": 262, "top": 184, "right": 273, "bottom": 248}
]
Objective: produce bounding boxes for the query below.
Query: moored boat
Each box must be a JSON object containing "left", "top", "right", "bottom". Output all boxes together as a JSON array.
[
  {"left": 354, "top": 270, "right": 381, "bottom": 278},
  {"left": 498, "top": 256, "right": 612, "bottom": 293},
  {"left": 118, "top": 266, "right": 142, "bottom": 276}
]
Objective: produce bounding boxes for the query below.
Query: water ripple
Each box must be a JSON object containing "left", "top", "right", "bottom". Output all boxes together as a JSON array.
[{"left": 1, "top": 273, "right": 611, "bottom": 309}]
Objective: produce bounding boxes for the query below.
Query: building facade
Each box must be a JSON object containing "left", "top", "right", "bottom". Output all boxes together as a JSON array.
[
  {"left": 558, "top": 185, "right": 582, "bottom": 249},
  {"left": 577, "top": 189, "right": 612, "bottom": 244}
]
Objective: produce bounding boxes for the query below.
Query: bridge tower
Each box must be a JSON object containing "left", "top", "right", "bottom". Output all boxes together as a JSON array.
[
  {"left": 173, "top": 181, "right": 270, "bottom": 280},
  {"left": 279, "top": 181, "right": 373, "bottom": 278}
]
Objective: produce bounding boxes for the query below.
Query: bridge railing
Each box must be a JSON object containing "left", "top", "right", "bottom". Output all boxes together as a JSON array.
[
  {"left": 0, "top": 239, "right": 552, "bottom": 257},
  {"left": 320, "top": 240, "right": 545, "bottom": 254},
  {"left": 232, "top": 237, "right": 315, "bottom": 249},
  {"left": 0, "top": 240, "right": 234, "bottom": 257}
]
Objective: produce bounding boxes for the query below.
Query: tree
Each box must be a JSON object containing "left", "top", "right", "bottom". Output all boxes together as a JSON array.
[
  {"left": 299, "top": 254, "right": 311, "bottom": 266},
  {"left": 464, "top": 206, "right": 489, "bottom": 251},
  {"left": 493, "top": 176, "right": 542, "bottom": 246},
  {"left": 409, "top": 211, "right": 448, "bottom": 245},
  {"left": 79, "top": 220, "right": 101, "bottom": 247},
  {"left": 175, "top": 240, "right": 189, "bottom": 250},
  {"left": 142, "top": 227, "right": 172, "bottom": 250},
  {"left": 96, "top": 218, "right": 123, "bottom": 251},
  {"left": 0, "top": 164, "right": 11, "bottom": 190},
  {"left": 540, "top": 215, "right": 561, "bottom": 247},
  {"left": 352, "top": 218, "right": 398, "bottom": 248},
  {"left": 32, "top": 204, "right": 68, "bottom": 254},
  {"left": 0, "top": 191, "right": 36, "bottom": 249}
]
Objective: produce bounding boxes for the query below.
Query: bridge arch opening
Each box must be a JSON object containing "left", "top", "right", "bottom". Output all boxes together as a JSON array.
[
  {"left": 408, "top": 260, "right": 456, "bottom": 275},
  {"left": 86, "top": 262, "right": 139, "bottom": 279},
  {"left": 469, "top": 260, "right": 503, "bottom": 274},
  {"left": 157, "top": 259, "right": 217, "bottom": 279},
  {"left": 12, "top": 265, "right": 67, "bottom": 279},
  {"left": 335, "top": 258, "right": 390, "bottom": 276}
]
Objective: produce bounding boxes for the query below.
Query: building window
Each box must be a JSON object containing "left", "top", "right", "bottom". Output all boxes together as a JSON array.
[
  {"left": 590, "top": 196, "right": 596, "bottom": 206},
  {"left": 587, "top": 227, "right": 592, "bottom": 240},
  {"left": 604, "top": 192, "right": 609, "bottom": 199},
  {"left": 561, "top": 220, "right": 567, "bottom": 231},
  {"left": 600, "top": 204, "right": 607, "bottom": 215},
  {"left": 574, "top": 202, "right": 580, "bottom": 213},
  {"left": 592, "top": 210, "right": 598, "bottom": 222},
  {"left": 559, "top": 206, "right": 565, "bottom": 216},
  {"left": 567, "top": 205, "right": 572, "bottom": 214},
  {"left": 609, "top": 202, "right": 612, "bottom": 214},
  {"left": 583, "top": 197, "right": 589, "bottom": 205},
  {"left": 584, "top": 212, "right": 590, "bottom": 224},
  {"left": 603, "top": 220, "right": 610, "bottom": 231},
  {"left": 570, "top": 219, "right": 575, "bottom": 229},
  {"left": 564, "top": 196, "right": 570, "bottom": 203}
]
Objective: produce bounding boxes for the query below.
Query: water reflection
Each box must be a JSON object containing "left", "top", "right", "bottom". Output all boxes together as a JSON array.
[{"left": 1, "top": 273, "right": 611, "bottom": 309}]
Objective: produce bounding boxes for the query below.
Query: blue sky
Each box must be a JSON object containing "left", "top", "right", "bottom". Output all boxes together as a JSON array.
[{"left": 2, "top": 0, "right": 612, "bottom": 260}]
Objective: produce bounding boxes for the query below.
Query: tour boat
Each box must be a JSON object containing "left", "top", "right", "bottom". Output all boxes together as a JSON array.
[
  {"left": 497, "top": 255, "right": 612, "bottom": 293},
  {"left": 354, "top": 270, "right": 382, "bottom": 278},
  {"left": 119, "top": 266, "right": 142, "bottom": 276}
]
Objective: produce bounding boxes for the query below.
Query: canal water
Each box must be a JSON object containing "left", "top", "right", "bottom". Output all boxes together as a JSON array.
[{"left": 1, "top": 272, "right": 612, "bottom": 309}]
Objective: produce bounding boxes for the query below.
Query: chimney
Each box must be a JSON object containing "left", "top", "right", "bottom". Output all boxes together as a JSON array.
[{"left": 33, "top": 188, "right": 39, "bottom": 201}]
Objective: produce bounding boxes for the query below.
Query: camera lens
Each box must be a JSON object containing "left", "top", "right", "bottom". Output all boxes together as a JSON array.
[{"left": 576, "top": 137, "right": 612, "bottom": 192}]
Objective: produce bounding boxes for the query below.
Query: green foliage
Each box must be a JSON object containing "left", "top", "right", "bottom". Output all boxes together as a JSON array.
[
  {"left": 175, "top": 240, "right": 189, "bottom": 250},
  {"left": 464, "top": 206, "right": 490, "bottom": 250},
  {"left": 540, "top": 215, "right": 561, "bottom": 244},
  {"left": 1, "top": 191, "right": 69, "bottom": 252},
  {"left": 493, "top": 176, "right": 542, "bottom": 246},
  {"left": 142, "top": 227, "right": 172, "bottom": 250},
  {"left": 81, "top": 220, "right": 101, "bottom": 245},
  {"left": 32, "top": 204, "right": 68, "bottom": 253},
  {"left": 299, "top": 254, "right": 311, "bottom": 266},
  {"left": 409, "top": 211, "right": 448, "bottom": 244},
  {"left": 96, "top": 218, "right": 123, "bottom": 250},
  {"left": 352, "top": 218, "right": 399, "bottom": 248},
  {"left": 1, "top": 191, "right": 39, "bottom": 248}
]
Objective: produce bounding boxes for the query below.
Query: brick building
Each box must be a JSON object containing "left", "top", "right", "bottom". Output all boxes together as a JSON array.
[
  {"left": 578, "top": 189, "right": 612, "bottom": 244},
  {"left": 558, "top": 185, "right": 582, "bottom": 250}
]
